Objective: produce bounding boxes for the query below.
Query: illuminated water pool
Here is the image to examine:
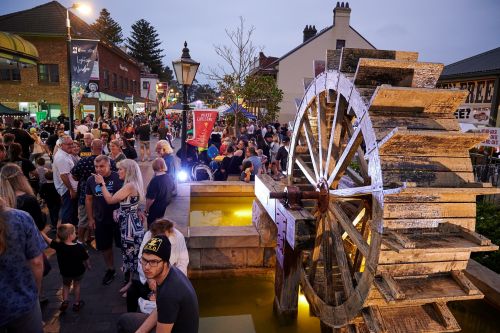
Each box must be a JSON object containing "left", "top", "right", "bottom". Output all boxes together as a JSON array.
[{"left": 189, "top": 196, "right": 255, "bottom": 227}]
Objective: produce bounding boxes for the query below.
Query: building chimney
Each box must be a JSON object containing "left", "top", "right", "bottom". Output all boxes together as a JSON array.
[
  {"left": 303, "top": 25, "right": 317, "bottom": 43},
  {"left": 333, "top": 2, "right": 351, "bottom": 27}
]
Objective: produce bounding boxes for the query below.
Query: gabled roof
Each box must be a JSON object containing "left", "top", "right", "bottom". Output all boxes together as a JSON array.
[
  {"left": 0, "top": 1, "right": 98, "bottom": 39},
  {"left": 268, "top": 24, "right": 376, "bottom": 68},
  {"left": 441, "top": 47, "right": 500, "bottom": 79}
]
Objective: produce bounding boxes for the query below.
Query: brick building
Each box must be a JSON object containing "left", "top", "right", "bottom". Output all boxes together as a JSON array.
[{"left": 0, "top": 1, "right": 141, "bottom": 121}]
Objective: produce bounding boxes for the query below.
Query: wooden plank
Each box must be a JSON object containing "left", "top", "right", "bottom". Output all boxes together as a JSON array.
[
  {"left": 451, "top": 270, "right": 480, "bottom": 296},
  {"left": 354, "top": 58, "right": 443, "bottom": 89},
  {"left": 438, "top": 222, "right": 492, "bottom": 246},
  {"left": 381, "top": 156, "right": 473, "bottom": 172},
  {"left": 382, "top": 170, "right": 475, "bottom": 187},
  {"left": 379, "top": 250, "right": 470, "bottom": 265},
  {"left": 325, "top": 92, "right": 347, "bottom": 176},
  {"left": 381, "top": 273, "right": 406, "bottom": 300},
  {"left": 295, "top": 156, "right": 317, "bottom": 186},
  {"left": 432, "top": 302, "right": 460, "bottom": 330},
  {"left": 328, "top": 216, "right": 355, "bottom": 298},
  {"left": 329, "top": 203, "right": 369, "bottom": 257},
  {"left": 378, "top": 129, "right": 488, "bottom": 157},
  {"left": 317, "top": 95, "right": 328, "bottom": 176},
  {"left": 362, "top": 306, "right": 388, "bottom": 333},
  {"left": 377, "top": 261, "right": 468, "bottom": 276},
  {"left": 384, "top": 193, "right": 476, "bottom": 203},
  {"left": 327, "top": 124, "right": 364, "bottom": 186},
  {"left": 339, "top": 48, "right": 419, "bottom": 74},
  {"left": 383, "top": 202, "right": 476, "bottom": 219},
  {"left": 302, "top": 113, "right": 321, "bottom": 179},
  {"left": 326, "top": 49, "right": 341, "bottom": 71},
  {"left": 386, "top": 230, "right": 415, "bottom": 249},
  {"left": 369, "top": 86, "right": 469, "bottom": 114},
  {"left": 371, "top": 115, "right": 459, "bottom": 132}
]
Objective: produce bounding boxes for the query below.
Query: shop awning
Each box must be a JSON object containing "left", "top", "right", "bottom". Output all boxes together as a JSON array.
[
  {"left": 0, "top": 32, "right": 39, "bottom": 67},
  {"left": 99, "top": 92, "right": 124, "bottom": 103},
  {"left": 0, "top": 103, "right": 28, "bottom": 115}
]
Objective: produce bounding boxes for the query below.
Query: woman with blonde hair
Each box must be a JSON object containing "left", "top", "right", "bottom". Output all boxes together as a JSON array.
[
  {"left": 29, "top": 128, "right": 49, "bottom": 162},
  {"left": 109, "top": 140, "right": 126, "bottom": 163},
  {"left": 0, "top": 163, "right": 45, "bottom": 231},
  {"left": 94, "top": 158, "right": 145, "bottom": 293}
]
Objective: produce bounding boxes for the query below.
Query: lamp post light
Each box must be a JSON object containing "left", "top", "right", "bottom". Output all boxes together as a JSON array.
[
  {"left": 66, "top": 3, "right": 90, "bottom": 138},
  {"left": 172, "top": 41, "right": 200, "bottom": 168}
]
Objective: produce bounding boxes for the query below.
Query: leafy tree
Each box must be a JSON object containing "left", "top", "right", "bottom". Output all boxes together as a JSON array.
[
  {"left": 242, "top": 75, "right": 282, "bottom": 124},
  {"left": 158, "top": 65, "right": 174, "bottom": 84},
  {"left": 473, "top": 202, "right": 500, "bottom": 273},
  {"left": 127, "top": 19, "right": 164, "bottom": 75},
  {"left": 192, "top": 83, "right": 219, "bottom": 106},
  {"left": 91, "top": 8, "right": 123, "bottom": 45}
]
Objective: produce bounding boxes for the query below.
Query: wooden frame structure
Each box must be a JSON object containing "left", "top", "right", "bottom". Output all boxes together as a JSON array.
[{"left": 255, "top": 48, "right": 499, "bottom": 332}]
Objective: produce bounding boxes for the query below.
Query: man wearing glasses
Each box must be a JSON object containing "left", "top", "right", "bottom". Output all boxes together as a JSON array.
[
  {"left": 52, "top": 135, "right": 79, "bottom": 225},
  {"left": 117, "top": 235, "right": 199, "bottom": 333}
]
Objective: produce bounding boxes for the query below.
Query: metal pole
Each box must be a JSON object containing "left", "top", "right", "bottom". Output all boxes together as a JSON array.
[
  {"left": 66, "top": 9, "right": 74, "bottom": 139},
  {"left": 181, "top": 84, "right": 189, "bottom": 167},
  {"left": 234, "top": 93, "right": 239, "bottom": 137}
]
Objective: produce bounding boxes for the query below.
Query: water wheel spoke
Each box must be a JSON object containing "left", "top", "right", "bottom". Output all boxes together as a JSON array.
[
  {"left": 329, "top": 202, "right": 369, "bottom": 258},
  {"left": 329, "top": 186, "right": 374, "bottom": 198},
  {"left": 327, "top": 124, "right": 364, "bottom": 187},
  {"left": 317, "top": 95, "right": 328, "bottom": 177},
  {"left": 342, "top": 206, "right": 367, "bottom": 240},
  {"left": 326, "top": 213, "right": 355, "bottom": 298},
  {"left": 322, "top": 215, "right": 336, "bottom": 304},
  {"left": 345, "top": 120, "right": 370, "bottom": 183},
  {"left": 302, "top": 113, "right": 320, "bottom": 180},
  {"left": 309, "top": 214, "right": 326, "bottom": 284},
  {"left": 295, "top": 156, "right": 318, "bottom": 186},
  {"left": 324, "top": 93, "right": 347, "bottom": 178}
]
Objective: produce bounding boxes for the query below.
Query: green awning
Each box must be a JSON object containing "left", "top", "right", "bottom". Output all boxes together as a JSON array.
[
  {"left": 0, "top": 103, "right": 28, "bottom": 115},
  {"left": 99, "top": 92, "right": 124, "bottom": 103},
  {"left": 0, "top": 32, "right": 39, "bottom": 66}
]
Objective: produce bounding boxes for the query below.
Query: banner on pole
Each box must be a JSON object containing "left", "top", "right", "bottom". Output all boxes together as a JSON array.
[
  {"left": 187, "top": 110, "right": 218, "bottom": 148},
  {"left": 71, "top": 40, "right": 99, "bottom": 108}
]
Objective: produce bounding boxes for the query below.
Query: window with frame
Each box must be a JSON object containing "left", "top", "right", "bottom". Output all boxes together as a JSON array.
[
  {"left": 0, "top": 68, "right": 21, "bottom": 81},
  {"left": 336, "top": 39, "right": 346, "bottom": 50},
  {"left": 143, "top": 81, "right": 150, "bottom": 90},
  {"left": 103, "top": 70, "right": 110, "bottom": 89},
  {"left": 119, "top": 76, "right": 124, "bottom": 91},
  {"left": 112, "top": 73, "right": 117, "bottom": 89},
  {"left": 38, "top": 64, "right": 59, "bottom": 83}
]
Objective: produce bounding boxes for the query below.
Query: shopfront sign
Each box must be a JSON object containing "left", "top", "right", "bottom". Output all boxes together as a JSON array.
[
  {"left": 480, "top": 127, "right": 500, "bottom": 147},
  {"left": 438, "top": 79, "right": 495, "bottom": 125}
]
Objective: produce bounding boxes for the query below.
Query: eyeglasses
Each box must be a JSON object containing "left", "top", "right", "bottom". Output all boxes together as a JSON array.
[{"left": 140, "top": 257, "right": 163, "bottom": 267}]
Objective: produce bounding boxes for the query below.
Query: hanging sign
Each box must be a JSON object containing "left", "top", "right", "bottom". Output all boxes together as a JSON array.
[
  {"left": 480, "top": 127, "right": 500, "bottom": 147},
  {"left": 71, "top": 40, "right": 99, "bottom": 110},
  {"left": 186, "top": 110, "right": 218, "bottom": 148}
]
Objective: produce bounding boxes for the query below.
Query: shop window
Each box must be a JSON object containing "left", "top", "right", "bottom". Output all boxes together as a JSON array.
[
  {"left": 103, "top": 70, "right": 109, "bottom": 88},
  {"left": 38, "top": 64, "right": 59, "bottom": 83},
  {"left": 0, "top": 68, "right": 21, "bottom": 81}
]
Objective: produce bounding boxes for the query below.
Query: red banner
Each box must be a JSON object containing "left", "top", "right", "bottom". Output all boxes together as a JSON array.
[{"left": 186, "top": 110, "right": 218, "bottom": 148}]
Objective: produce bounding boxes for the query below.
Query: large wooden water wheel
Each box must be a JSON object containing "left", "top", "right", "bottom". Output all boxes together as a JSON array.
[{"left": 277, "top": 48, "right": 499, "bottom": 332}]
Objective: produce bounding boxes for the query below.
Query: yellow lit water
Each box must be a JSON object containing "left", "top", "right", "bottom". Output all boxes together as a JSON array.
[
  {"left": 193, "top": 277, "right": 500, "bottom": 333},
  {"left": 190, "top": 196, "right": 255, "bottom": 227}
]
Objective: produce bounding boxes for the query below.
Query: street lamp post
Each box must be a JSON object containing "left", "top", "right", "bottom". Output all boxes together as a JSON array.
[
  {"left": 172, "top": 42, "right": 200, "bottom": 168},
  {"left": 66, "top": 3, "right": 90, "bottom": 138}
]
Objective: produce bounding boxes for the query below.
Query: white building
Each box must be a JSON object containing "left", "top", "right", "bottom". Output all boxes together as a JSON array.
[
  {"left": 140, "top": 73, "right": 158, "bottom": 103},
  {"left": 272, "top": 2, "right": 375, "bottom": 123}
]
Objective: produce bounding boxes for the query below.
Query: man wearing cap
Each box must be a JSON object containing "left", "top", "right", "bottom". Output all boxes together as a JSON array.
[{"left": 117, "top": 235, "right": 199, "bottom": 333}]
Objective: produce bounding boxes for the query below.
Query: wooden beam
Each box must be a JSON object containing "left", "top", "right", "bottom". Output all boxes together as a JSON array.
[
  {"left": 362, "top": 306, "right": 388, "bottom": 333},
  {"left": 302, "top": 113, "right": 321, "bottom": 179},
  {"left": 386, "top": 230, "right": 416, "bottom": 249},
  {"left": 325, "top": 92, "right": 347, "bottom": 178},
  {"left": 329, "top": 203, "right": 369, "bottom": 258},
  {"left": 295, "top": 156, "right": 318, "bottom": 186},
  {"left": 345, "top": 120, "right": 370, "bottom": 182},
  {"left": 451, "top": 270, "right": 480, "bottom": 296},
  {"left": 308, "top": 214, "right": 325, "bottom": 287},
  {"left": 432, "top": 302, "right": 460, "bottom": 330},
  {"left": 381, "top": 273, "right": 406, "bottom": 300},
  {"left": 329, "top": 186, "right": 374, "bottom": 198},
  {"left": 317, "top": 95, "right": 329, "bottom": 176}
]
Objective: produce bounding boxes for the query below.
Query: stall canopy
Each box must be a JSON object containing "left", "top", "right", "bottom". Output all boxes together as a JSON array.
[
  {"left": 0, "top": 31, "right": 39, "bottom": 67},
  {"left": 0, "top": 103, "right": 28, "bottom": 115},
  {"left": 223, "top": 103, "right": 257, "bottom": 120}
]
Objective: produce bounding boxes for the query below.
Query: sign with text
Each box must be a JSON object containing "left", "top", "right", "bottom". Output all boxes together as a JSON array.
[
  {"left": 186, "top": 110, "right": 218, "bottom": 148},
  {"left": 438, "top": 79, "right": 496, "bottom": 125},
  {"left": 480, "top": 127, "right": 500, "bottom": 147},
  {"left": 70, "top": 40, "right": 99, "bottom": 111}
]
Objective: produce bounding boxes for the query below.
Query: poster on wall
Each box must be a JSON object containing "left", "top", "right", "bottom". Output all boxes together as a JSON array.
[
  {"left": 480, "top": 127, "right": 500, "bottom": 147},
  {"left": 454, "top": 105, "right": 490, "bottom": 125},
  {"left": 70, "top": 39, "right": 99, "bottom": 111}
]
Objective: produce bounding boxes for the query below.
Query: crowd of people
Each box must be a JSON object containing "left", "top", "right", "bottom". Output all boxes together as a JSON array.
[
  {"left": 0, "top": 114, "right": 197, "bottom": 333},
  {"left": 0, "top": 110, "right": 293, "bottom": 332}
]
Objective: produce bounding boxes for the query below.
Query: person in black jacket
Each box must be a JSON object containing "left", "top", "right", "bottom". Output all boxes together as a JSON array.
[{"left": 40, "top": 171, "right": 61, "bottom": 228}]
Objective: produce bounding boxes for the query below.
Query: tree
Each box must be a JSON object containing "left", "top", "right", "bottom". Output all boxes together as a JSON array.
[
  {"left": 91, "top": 8, "right": 123, "bottom": 45},
  {"left": 127, "top": 19, "right": 164, "bottom": 75},
  {"left": 206, "top": 17, "right": 260, "bottom": 135},
  {"left": 242, "top": 75, "right": 283, "bottom": 124},
  {"left": 158, "top": 65, "right": 174, "bottom": 83}
]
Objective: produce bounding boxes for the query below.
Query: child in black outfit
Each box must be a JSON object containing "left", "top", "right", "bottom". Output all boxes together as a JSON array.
[
  {"left": 41, "top": 224, "right": 90, "bottom": 312},
  {"left": 39, "top": 170, "right": 61, "bottom": 228}
]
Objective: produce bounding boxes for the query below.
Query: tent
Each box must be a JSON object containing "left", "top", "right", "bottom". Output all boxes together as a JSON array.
[
  {"left": 222, "top": 103, "right": 257, "bottom": 120},
  {"left": 0, "top": 103, "right": 28, "bottom": 116}
]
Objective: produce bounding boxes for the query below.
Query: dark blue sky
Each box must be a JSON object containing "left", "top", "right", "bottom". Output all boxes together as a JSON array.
[{"left": 2, "top": 0, "right": 499, "bottom": 84}]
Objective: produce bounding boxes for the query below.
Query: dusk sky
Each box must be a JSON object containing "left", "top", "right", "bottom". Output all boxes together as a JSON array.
[{"left": 2, "top": 0, "right": 499, "bottom": 84}]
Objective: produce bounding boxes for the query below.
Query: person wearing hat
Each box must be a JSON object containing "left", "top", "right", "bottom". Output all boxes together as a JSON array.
[{"left": 117, "top": 235, "right": 199, "bottom": 333}]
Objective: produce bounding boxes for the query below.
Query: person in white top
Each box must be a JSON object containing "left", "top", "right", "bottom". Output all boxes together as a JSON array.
[
  {"left": 52, "top": 135, "right": 79, "bottom": 225},
  {"left": 126, "top": 218, "right": 189, "bottom": 313}
]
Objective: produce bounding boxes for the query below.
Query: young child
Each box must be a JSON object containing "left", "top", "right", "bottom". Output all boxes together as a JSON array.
[
  {"left": 240, "top": 160, "right": 254, "bottom": 183},
  {"left": 35, "top": 157, "right": 48, "bottom": 186},
  {"left": 41, "top": 224, "right": 90, "bottom": 312},
  {"left": 39, "top": 171, "right": 61, "bottom": 229}
]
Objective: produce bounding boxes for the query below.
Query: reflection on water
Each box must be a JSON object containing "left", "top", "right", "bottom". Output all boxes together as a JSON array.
[
  {"left": 193, "top": 277, "right": 500, "bottom": 333},
  {"left": 190, "top": 197, "right": 255, "bottom": 227}
]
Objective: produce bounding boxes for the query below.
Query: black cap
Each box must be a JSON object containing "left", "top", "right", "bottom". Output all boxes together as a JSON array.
[
  {"left": 143, "top": 235, "right": 171, "bottom": 262},
  {"left": 282, "top": 136, "right": 290, "bottom": 143},
  {"left": 264, "top": 132, "right": 273, "bottom": 139}
]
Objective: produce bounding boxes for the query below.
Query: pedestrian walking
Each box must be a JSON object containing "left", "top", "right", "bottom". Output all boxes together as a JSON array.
[{"left": 145, "top": 158, "right": 175, "bottom": 227}]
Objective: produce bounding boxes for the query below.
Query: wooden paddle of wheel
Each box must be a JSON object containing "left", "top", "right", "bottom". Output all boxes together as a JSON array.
[{"left": 256, "top": 48, "right": 499, "bottom": 332}]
